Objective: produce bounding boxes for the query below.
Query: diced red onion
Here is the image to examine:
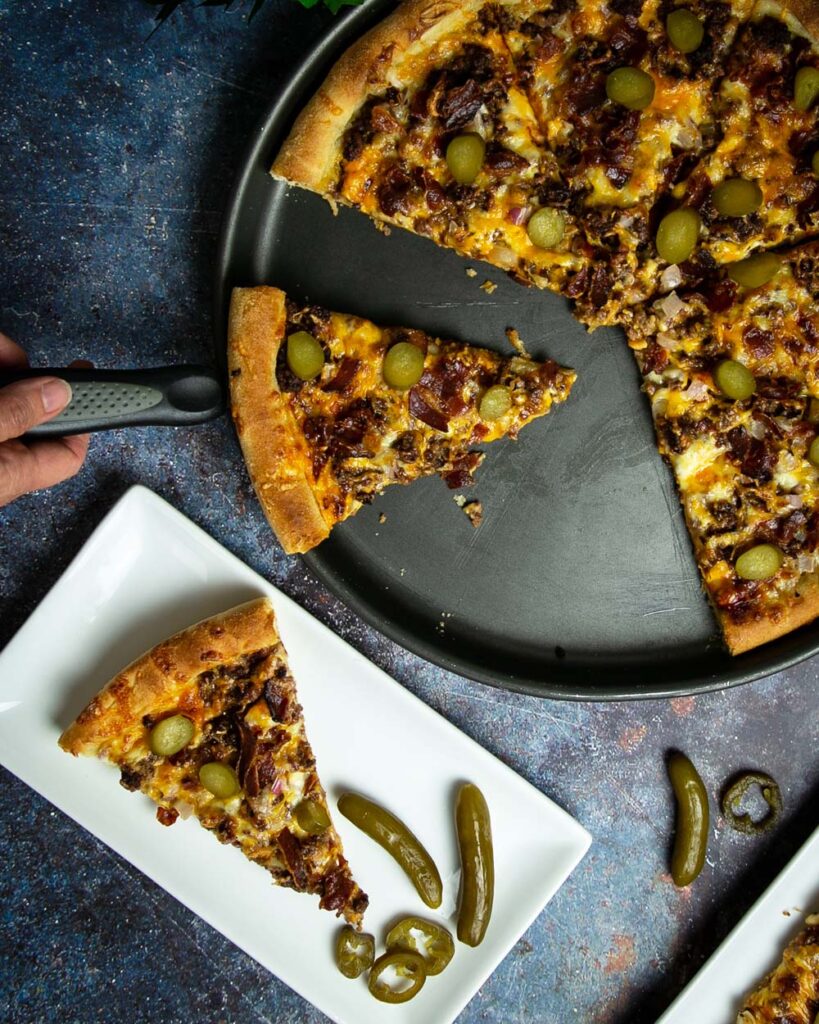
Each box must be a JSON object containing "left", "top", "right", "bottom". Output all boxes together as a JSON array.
[{"left": 506, "top": 206, "right": 531, "bottom": 226}]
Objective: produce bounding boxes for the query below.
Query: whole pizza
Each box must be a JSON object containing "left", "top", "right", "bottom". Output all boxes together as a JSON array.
[{"left": 240, "top": 0, "right": 819, "bottom": 657}]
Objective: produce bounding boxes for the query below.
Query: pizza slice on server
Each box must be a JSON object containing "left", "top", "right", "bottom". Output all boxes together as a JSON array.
[
  {"left": 271, "top": 0, "right": 589, "bottom": 299},
  {"left": 628, "top": 240, "right": 819, "bottom": 653},
  {"left": 59, "top": 598, "right": 368, "bottom": 926},
  {"left": 228, "top": 286, "right": 574, "bottom": 554}
]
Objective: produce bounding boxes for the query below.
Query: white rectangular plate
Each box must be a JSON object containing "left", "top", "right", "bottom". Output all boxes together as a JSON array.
[
  {"left": 658, "top": 825, "right": 819, "bottom": 1024},
  {"left": 0, "top": 485, "right": 590, "bottom": 1024}
]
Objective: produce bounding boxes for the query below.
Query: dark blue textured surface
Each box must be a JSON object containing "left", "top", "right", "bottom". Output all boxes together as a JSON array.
[{"left": 1, "top": 2, "right": 819, "bottom": 1022}]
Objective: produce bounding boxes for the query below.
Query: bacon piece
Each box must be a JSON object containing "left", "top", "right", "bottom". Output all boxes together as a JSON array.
[
  {"left": 588, "top": 264, "right": 613, "bottom": 308},
  {"left": 726, "top": 426, "right": 777, "bottom": 482},
  {"left": 377, "top": 166, "right": 414, "bottom": 217},
  {"left": 641, "top": 342, "right": 670, "bottom": 375},
  {"left": 442, "top": 451, "right": 483, "bottom": 489},
  {"left": 236, "top": 716, "right": 287, "bottom": 798},
  {"left": 324, "top": 357, "right": 359, "bottom": 393},
  {"left": 484, "top": 145, "right": 529, "bottom": 175},
  {"left": 408, "top": 388, "right": 449, "bottom": 432},
  {"left": 439, "top": 79, "right": 483, "bottom": 131},
  {"left": 156, "top": 806, "right": 178, "bottom": 827},
  {"left": 700, "top": 276, "right": 737, "bottom": 311},
  {"left": 277, "top": 828, "right": 309, "bottom": 890},
  {"left": 264, "top": 678, "right": 290, "bottom": 722},
  {"left": 320, "top": 862, "right": 356, "bottom": 913},
  {"left": 743, "top": 326, "right": 775, "bottom": 359}
]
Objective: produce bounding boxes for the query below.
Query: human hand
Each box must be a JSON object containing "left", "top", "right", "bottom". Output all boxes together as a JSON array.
[{"left": 0, "top": 331, "right": 90, "bottom": 508}]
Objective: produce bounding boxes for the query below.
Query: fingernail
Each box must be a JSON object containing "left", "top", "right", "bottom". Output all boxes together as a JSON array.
[{"left": 41, "top": 378, "right": 72, "bottom": 414}]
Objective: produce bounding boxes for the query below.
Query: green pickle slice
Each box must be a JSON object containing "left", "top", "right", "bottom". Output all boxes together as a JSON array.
[
  {"left": 809, "top": 435, "right": 819, "bottom": 467},
  {"left": 794, "top": 67, "right": 819, "bottom": 112},
  {"left": 385, "top": 917, "right": 455, "bottom": 976},
  {"left": 666, "top": 9, "right": 704, "bottom": 53},
  {"left": 734, "top": 544, "right": 783, "bottom": 581},
  {"left": 479, "top": 385, "right": 512, "bottom": 421},
  {"left": 712, "top": 178, "right": 762, "bottom": 218},
  {"left": 527, "top": 207, "right": 565, "bottom": 249},
  {"left": 383, "top": 341, "right": 425, "bottom": 389},
  {"left": 295, "top": 798, "right": 331, "bottom": 835},
  {"left": 726, "top": 253, "right": 781, "bottom": 289},
  {"left": 713, "top": 359, "right": 756, "bottom": 400},
  {"left": 199, "top": 762, "right": 240, "bottom": 799},
  {"left": 149, "top": 714, "right": 194, "bottom": 756},
  {"left": 446, "top": 133, "right": 486, "bottom": 185},
  {"left": 335, "top": 926, "right": 375, "bottom": 979},
  {"left": 656, "top": 208, "right": 701, "bottom": 264},
  {"left": 813, "top": 151, "right": 819, "bottom": 176},
  {"left": 368, "top": 951, "right": 427, "bottom": 1004},
  {"left": 287, "top": 331, "right": 325, "bottom": 381},
  {"left": 605, "top": 67, "right": 655, "bottom": 110}
]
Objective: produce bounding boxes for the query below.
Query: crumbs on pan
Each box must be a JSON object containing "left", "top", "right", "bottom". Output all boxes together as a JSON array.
[
  {"left": 480, "top": 280, "right": 497, "bottom": 294},
  {"left": 505, "top": 327, "right": 530, "bottom": 358},
  {"left": 453, "top": 495, "right": 483, "bottom": 528},
  {"left": 466, "top": 267, "right": 478, "bottom": 278},
  {"left": 436, "top": 611, "right": 454, "bottom": 635},
  {"left": 373, "top": 221, "right": 391, "bottom": 236},
  {"left": 463, "top": 501, "right": 483, "bottom": 528},
  {"left": 379, "top": 513, "right": 387, "bottom": 524}
]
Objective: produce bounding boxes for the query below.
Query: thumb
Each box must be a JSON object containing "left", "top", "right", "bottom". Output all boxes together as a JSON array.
[{"left": 0, "top": 377, "right": 72, "bottom": 443}]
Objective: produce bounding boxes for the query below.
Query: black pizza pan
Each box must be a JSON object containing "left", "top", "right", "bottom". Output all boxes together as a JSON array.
[{"left": 214, "top": 0, "right": 819, "bottom": 700}]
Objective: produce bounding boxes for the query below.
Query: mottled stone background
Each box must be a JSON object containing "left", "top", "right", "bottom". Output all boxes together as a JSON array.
[{"left": 1, "top": 2, "right": 818, "bottom": 1022}]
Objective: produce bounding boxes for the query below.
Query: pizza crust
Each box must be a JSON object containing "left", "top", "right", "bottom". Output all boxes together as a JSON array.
[
  {"left": 271, "top": 0, "right": 484, "bottom": 191},
  {"left": 722, "top": 572, "right": 819, "bottom": 654},
  {"left": 228, "top": 286, "right": 330, "bottom": 555},
  {"left": 59, "top": 598, "right": 277, "bottom": 757}
]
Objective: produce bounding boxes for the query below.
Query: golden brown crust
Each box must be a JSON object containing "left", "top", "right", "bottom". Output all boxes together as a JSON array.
[
  {"left": 227, "top": 287, "right": 330, "bottom": 555},
  {"left": 722, "top": 573, "right": 819, "bottom": 654},
  {"left": 59, "top": 598, "right": 276, "bottom": 757},
  {"left": 271, "top": 0, "right": 484, "bottom": 190}
]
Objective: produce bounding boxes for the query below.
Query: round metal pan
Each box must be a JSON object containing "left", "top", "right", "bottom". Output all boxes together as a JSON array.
[{"left": 214, "top": 0, "right": 819, "bottom": 700}]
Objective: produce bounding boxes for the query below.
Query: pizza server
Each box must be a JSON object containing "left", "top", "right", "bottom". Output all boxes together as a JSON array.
[{"left": 0, "top": 364, "right": 225, "bottom": 436}]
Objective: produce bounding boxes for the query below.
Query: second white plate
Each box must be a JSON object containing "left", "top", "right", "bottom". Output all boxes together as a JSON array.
[
  {"left": 658, "top": 824, "right": 819, "bottom": 1024},
  {"left": 0, "top": 485, "right": 591, "bottom": 1024}
]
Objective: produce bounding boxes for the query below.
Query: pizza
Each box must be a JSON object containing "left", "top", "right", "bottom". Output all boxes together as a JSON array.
[
  {"left": 736, "top": 913, "right": 819, "bottom": 1022},
  {"left": 59, "top": 597, "right": 368, "bottom": 927},
  {"left": 630, "top": 240, "right": 819, "bottom": 653},
  {"left": 227, "top": 285, "right": 575, "bottom": 555},
  {"left": 273, "top": 2, "right": 589, "bottom": 300},
  {"left": 266, "top": 0, "right": 819, "bottom": 654}
]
